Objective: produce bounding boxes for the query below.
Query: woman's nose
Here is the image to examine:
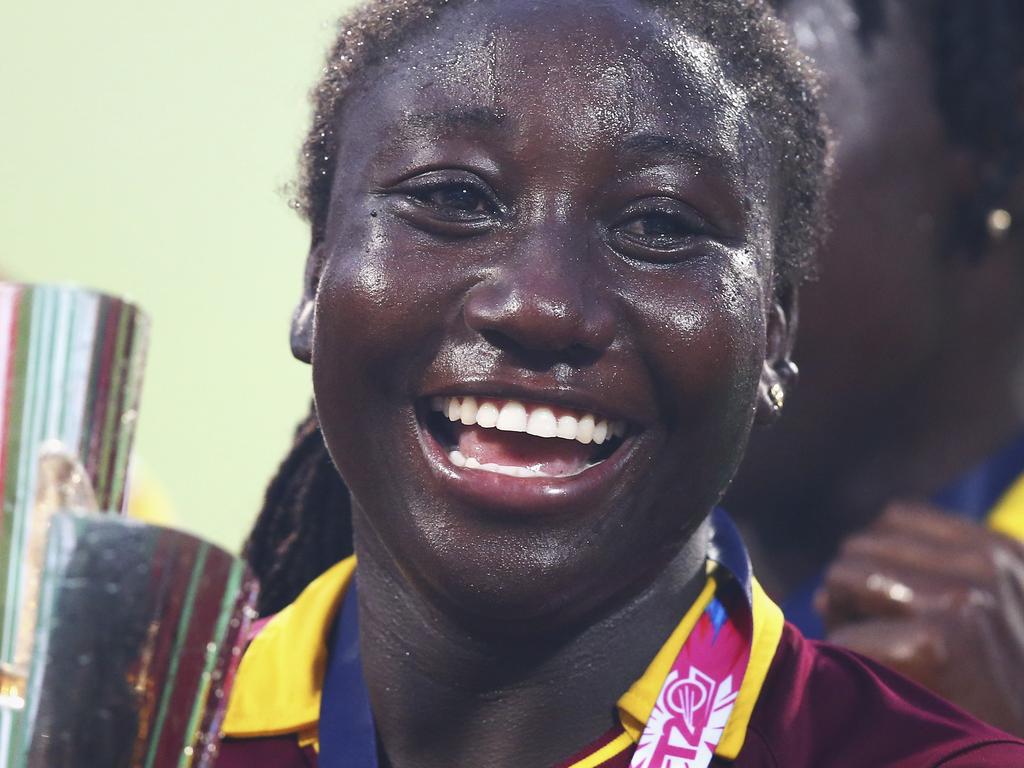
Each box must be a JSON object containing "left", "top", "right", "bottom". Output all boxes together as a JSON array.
[{"left": 462, "top": 231, "right": 616, "bottom": 360}]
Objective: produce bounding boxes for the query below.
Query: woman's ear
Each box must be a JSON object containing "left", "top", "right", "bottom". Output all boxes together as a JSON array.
[
  {"left": 755, "top": 283, "right": 799, "bottom": 426},
  {"left": 290, "top": 242, "right": 327, "bottom": 364}
]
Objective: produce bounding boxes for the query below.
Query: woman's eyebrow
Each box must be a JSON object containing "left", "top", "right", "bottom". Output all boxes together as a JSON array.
[
  {"left": 399, "top": 105, "right": 508, "bottom": 136},
  {"left": 618, "top": 132, "right": 734, "bottom": 171}
]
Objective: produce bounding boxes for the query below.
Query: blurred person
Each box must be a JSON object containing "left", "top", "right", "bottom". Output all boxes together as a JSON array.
[{"left": 727, "top": 0, "right": 1024, "bottom": 735}]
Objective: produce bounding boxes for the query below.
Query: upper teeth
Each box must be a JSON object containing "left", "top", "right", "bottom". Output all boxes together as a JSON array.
[{"left": 429, "top": 396, "right": 625, "bottom": 445}]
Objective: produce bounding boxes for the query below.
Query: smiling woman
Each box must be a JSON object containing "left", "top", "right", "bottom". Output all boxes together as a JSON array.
[
  {"left": 295, "top": 0, "right": 807, "bottom": 634},
  {"left": 217, "top": 1, "right": 1024, "bottom": 767},
  {"left": 248, "top": 0, "right": 826, "bottom": 624}
]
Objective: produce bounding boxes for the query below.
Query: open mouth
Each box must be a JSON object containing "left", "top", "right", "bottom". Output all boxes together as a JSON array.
[{"left": 421, "top": 396, "right": 630, "bottom": 479}]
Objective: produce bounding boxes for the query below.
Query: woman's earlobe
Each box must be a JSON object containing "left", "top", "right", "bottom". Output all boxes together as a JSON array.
[
  {"left": 756, "top": 288, "right": 799, "bottom": 425},
  {"left": 291, "top": 299, "right": 314, "bottom": 363},
  {"left": 755, "top": 364, "right": 788, "bottom": 425},
  {"left": 291, "top": 243, "right": 327, "bottom": 364}
]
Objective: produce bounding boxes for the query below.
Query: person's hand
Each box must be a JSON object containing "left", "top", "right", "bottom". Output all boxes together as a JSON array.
[{"left": 816, "top": 502, "right": 1024, "bottom": 735}]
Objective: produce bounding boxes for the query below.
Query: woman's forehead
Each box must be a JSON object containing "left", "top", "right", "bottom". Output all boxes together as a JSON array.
[{"left": 342, "top": 0, "right": 754, "bottom": 163}]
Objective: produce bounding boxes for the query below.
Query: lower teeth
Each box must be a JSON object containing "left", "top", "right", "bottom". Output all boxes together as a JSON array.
[{"left": 448, "top": 450, "right": 595, "bottom": 478}]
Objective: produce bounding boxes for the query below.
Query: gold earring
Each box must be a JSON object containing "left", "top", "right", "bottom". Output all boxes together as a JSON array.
[
  {"left": 768, "top": 383, "right": 785, "bottom": 411},
  {"left": 987, "top": 208, "right": 1012, "bottom": 241}
]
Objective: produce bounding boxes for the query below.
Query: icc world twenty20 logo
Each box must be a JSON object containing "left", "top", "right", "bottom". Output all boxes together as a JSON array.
[{"left": 630, "top": 665, "right": 738, "bottom": 768}]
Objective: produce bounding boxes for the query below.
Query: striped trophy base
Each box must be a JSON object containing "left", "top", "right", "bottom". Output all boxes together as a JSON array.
[{"left": 3, "top": 513, "right": 257, "bottom": 768}]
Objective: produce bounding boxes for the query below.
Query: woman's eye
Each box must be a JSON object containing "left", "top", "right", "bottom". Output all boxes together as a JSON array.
[
  {"left": 412, "top": 184, "right": 491, "bottom": 215},
  {"left": 620, "top": 213, "right": 690, "bottom": 242},
  {"left": 609, "top": 200, "right": 724, "bottom": 263},
  {"left": 617, "top": 211, "right": 701, "bottom": 249},
  {"left": 385, "top": 173, "right": 501, "bottom": 237}
]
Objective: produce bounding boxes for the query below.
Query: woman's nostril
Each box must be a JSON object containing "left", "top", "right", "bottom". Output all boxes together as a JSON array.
[
  {"left": 566, "top": 344, "right": 601, "bottom": 367},
  {"left": 479, "top": 329, "right": 511, "bottom": 350},
  {"left": 475, "top": 318, "right": 608, "bottom": 361}
]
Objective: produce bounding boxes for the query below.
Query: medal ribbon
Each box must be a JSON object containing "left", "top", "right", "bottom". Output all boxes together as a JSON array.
[{"left": 629, "top": 509, "right": 755, "bottom": 768}]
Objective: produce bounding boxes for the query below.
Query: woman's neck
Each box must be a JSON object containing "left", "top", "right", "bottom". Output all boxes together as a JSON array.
[{"left": 351, "top": 519, "right": 709, "bottom": 768}]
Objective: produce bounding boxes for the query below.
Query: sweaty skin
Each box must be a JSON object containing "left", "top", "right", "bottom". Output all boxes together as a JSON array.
[
  {"left": 727, "top": 0, "right": 1024, "bottom": 734},
  {"left": 290, "top": 1, "right": 793, "bottom": 765}
]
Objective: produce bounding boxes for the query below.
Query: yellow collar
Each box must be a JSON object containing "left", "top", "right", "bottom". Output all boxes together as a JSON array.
[
  {"left": 222, "top": 557, "right": 355, "bottom": 746},
  {"left": 989, "top": 471, "right": 1024, "bottom": 541},
  {"left": 222, "top": 558, "right": 784, "bottom": 761}
]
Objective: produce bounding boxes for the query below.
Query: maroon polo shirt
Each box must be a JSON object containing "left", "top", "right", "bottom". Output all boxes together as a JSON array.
[{"left": 216, "top": 622, "right": 1024, "bottom": 767}]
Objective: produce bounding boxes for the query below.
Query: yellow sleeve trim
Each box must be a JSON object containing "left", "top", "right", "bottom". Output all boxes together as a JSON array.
[
  {"left": 715, "top": 577, "right": 785, "bottom": 760},
  {"left": 564, "top": 732, "right": 635, "bottom": 768},
  {"left": 988, "top": 473, "right": 1024, "bottom": 541},
  {"left": 222, "top": 557, "right": 356, "bottom": 739},
  {"left": 616, "top": 577, "right": 718, "bottom": 741}
]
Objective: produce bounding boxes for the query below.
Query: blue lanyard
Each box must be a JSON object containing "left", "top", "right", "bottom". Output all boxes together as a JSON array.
[
  {"left": 320, "top": 578, "right": 378, "bottom": 768},
  {"left": 707, "top": 506, "right": 753, "bottom": 601},
  {"left": 319, "top": 508, "right": 751, "bottom": 767}
]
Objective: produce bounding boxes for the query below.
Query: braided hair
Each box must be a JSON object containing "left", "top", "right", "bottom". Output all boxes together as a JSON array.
[
  {"left": 245, "top": 0, "right": 833, "bottom": 616},
  {"left": 245, "top": 405, "right": 353, "bottom": 614}
]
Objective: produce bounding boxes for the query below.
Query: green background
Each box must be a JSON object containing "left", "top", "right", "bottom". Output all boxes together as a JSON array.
[{"left": 1, "top": 0, "right": 361, "bottom": 550}]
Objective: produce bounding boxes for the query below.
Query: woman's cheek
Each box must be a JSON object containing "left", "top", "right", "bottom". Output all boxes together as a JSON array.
[
  {"left": 315, "top": 235, "right": 446, "bottom": 379},
  {"left": 643, "top": 270, "right": 765, "bottom": 402},
  {"left": 656, "top": 270, "right": 766, "bottom": 496}
]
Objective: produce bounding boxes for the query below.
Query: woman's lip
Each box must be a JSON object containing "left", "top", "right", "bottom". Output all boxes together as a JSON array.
[{"left": 414, "top": 402, "right": 643, "bottom": 517}]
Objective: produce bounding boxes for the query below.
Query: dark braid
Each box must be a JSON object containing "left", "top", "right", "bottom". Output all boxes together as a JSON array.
[
  {"left": 247, "top": 0, "right": 831, "bottom": 614},
  {"left": 244, "top": 405, "right": 352, "bottom": 615}
]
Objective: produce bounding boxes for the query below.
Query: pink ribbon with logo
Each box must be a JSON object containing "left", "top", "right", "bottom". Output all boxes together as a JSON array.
[{"left": 630, "top": 597, "right": 751, "bottom": 768}]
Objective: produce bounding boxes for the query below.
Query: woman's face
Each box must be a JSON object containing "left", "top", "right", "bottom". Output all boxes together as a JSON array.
[{"left": 306, "top": 0, "right": 787, "bottom": 628}]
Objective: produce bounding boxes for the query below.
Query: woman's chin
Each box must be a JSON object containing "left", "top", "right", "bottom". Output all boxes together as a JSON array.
[
  {"left": 392, "top": 520, "right": 670, "bottom": 640},
  {"left": 387, "top": 528, "right": 610, "bottom": 638}
]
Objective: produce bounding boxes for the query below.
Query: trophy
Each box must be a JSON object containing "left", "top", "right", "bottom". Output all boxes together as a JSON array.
[
  {"left": 0, "top": 285, "right": 258, "bottom": 767},
  {"left": 17, "top": 510, "right": 258, "bottom": 768}
]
